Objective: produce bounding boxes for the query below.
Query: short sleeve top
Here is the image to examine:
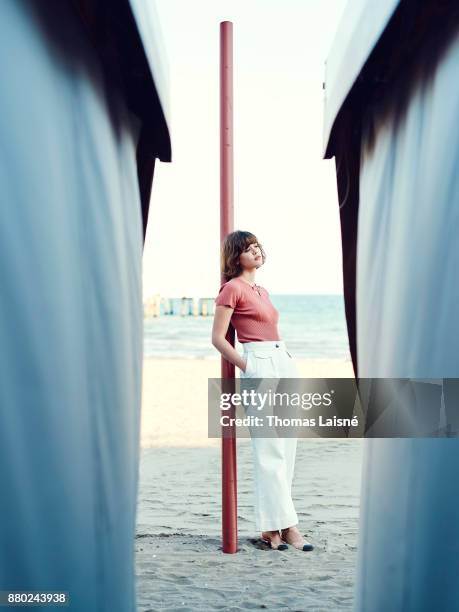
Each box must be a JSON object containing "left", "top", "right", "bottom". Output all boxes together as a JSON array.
[{"left": 214, "top": 276, "right": 281, "bottom": 343}]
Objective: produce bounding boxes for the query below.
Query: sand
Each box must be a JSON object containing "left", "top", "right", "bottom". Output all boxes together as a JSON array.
[
  {"left": 136, "top": 357, "right": 361, "bottom": 611},
  {"left": 140, "top": 358, "right": 354, "bottom": 448}
]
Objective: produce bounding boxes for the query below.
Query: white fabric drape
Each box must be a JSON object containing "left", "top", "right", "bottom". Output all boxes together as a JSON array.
[
  {"left": 354, "top": 27, "right": 459, "bottom": 612},
  {"left": 0, "top": 1, "right": 143, "bottom": 610}
]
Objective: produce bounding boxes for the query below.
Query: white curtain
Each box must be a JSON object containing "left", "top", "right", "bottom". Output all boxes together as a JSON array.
[
  {"left": 0, "top": 1, "right": 143, "bottom": 610},
  {"left": 354, "top": 25, "right": 459, "bottom": 612}
]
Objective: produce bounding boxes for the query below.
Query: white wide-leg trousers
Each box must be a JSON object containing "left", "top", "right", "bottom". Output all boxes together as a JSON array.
[{"left": 240, "top": 340, "right": 301, "bottom": 531}]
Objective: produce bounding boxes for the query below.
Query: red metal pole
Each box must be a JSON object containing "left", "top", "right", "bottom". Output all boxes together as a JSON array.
[{"left": 220, "top": 20, "right": 238, "bottom": 554}]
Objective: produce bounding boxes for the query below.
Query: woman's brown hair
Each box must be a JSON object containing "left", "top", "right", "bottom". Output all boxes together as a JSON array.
[{"left": 220, "top": 230, "right": 266, "bottom": 282}]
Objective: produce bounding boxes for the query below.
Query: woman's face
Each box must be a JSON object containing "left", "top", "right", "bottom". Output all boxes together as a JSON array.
[{"left": 239, "top": 242, "right": 263, "bottom": 270}]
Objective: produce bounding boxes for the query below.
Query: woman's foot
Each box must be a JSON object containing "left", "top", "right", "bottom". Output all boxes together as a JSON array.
[
  {"left": 261, "top": 530, "right": 288, "bottom": 550},
  {"left": 281, "top": 526, "right": 314, "bottom": 551}
]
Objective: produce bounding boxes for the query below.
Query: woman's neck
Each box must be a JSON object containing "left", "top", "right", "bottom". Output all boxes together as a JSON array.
[{"left": 238, "top": 273, "right": 257, "bottom": 286}]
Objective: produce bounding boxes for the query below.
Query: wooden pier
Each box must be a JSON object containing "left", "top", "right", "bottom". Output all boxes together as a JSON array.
[{"left": 143, "top": 295, "right": 216, "bottom": 318}]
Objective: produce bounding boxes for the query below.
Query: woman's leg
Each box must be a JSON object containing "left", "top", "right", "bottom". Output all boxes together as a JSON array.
[
  {"left": 250, "top": 435, "right": 299, "bottom": 532},
  {"left": 243, "top": 346, "right": 299, "bottom": 532},
  {"left": 276, "top": 347, "right": 314, "bottom": 550}
]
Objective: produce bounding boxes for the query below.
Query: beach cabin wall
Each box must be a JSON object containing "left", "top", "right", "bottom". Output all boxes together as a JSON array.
[
  {"left": 0, "top": 1, "right": 171, "bottom": 610},
  {"left": 323, "top": 1, "right": 459, "bottom": 610}
]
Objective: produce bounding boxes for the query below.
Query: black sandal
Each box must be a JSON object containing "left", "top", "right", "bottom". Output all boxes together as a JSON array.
[
  {"left": 281, "top": 528, "right": 314, "bottom": 551},
  {"left": 261, "top": 533, "right": 288, "bottom": 551}
]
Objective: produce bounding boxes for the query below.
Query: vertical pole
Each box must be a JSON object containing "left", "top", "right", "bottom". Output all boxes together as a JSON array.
[{"left": 220, "top": 20, "right": 238, "bottom": 554}]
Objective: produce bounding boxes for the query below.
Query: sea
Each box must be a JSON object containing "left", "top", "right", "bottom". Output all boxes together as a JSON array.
[{"left": 143, "top": 294, "right": 352, "bottom": 361}]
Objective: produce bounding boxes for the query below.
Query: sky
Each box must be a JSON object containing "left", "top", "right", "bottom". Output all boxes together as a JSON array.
[{"left": 143, "top": 0, "right": 348, "bottom": 298}]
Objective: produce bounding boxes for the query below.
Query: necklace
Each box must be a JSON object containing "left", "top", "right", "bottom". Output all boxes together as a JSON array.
[{"left": 239, "top": 276, "right": 262, "bottom": 296}]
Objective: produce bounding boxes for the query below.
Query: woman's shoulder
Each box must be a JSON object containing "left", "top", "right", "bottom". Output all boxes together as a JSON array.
[
  {"left": 222, "top": 278, "right": 245, "bottom": 296},
  {"left": 224, "top": 276, "right": 267, "bottom": 292},
  {"left": 220, "top": 276, "right": 243, "bottom": 289},
  {"left": 215, "top": 277, "right": 244, "bottom": 307}
]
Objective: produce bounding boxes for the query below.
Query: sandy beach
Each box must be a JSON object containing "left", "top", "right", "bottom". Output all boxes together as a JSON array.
[
  {"left": 135, "top": 357, "right": 362, "bottom": 611},
  {"left": 140, "top": 357, "right": 354, "bottom": 448}
]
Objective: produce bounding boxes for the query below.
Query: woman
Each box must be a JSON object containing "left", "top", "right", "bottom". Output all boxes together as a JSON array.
[{"left": 211, "top": 230, "right": 314, "bottom": 552}]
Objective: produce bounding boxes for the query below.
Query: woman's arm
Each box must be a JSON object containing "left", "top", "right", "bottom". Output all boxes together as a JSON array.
[{"left": 212, "top": 305, "right": 247, "bottom": 371}]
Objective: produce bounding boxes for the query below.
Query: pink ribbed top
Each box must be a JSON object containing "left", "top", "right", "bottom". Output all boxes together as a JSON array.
[{"left": 214, "top": 276, "right": 281, "bottom": 343}]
